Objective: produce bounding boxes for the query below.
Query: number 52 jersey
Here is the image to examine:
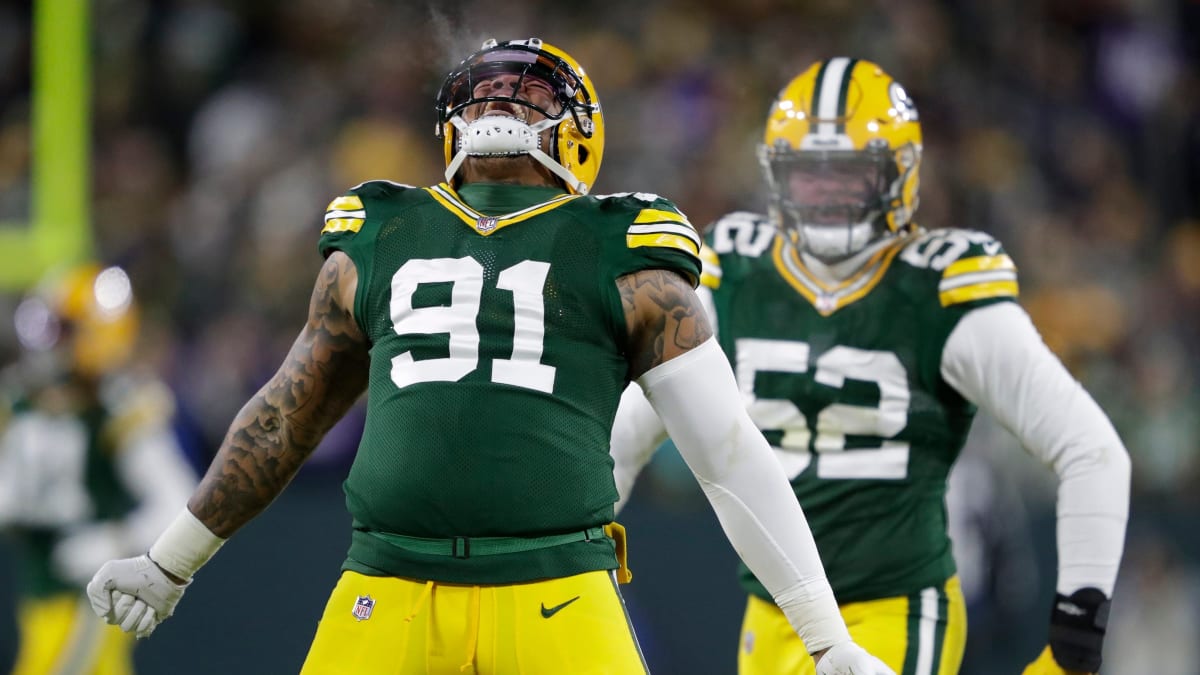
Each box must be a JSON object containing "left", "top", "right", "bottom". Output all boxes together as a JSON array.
[
  {"left": 318, "top": 181, "right": 701, "bottom": 584},
  {"left": 705, "top": 212, "right": 1019, "bottom": 604}
]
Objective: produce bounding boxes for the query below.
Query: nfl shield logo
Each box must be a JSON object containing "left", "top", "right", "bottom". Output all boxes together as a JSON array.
[
  {"left": 476, "top": 216, "right": 498, "bottom": 233},
  {"left": 352, "top": 595, "right": 375, "bottom": 621}
]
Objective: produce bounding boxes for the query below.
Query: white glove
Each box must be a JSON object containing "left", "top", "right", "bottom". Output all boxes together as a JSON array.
[
  {"left": 52, "top": 523, "right": 127, "bottom": 587},
  {"left": 86, "top": 554, "right": 189, "bottom": 639},
  {"left": 815, "top": 642, "right": 897, "bottom": 675}
]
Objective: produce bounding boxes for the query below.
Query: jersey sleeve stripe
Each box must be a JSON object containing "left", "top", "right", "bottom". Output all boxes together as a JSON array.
[
  {"left": 626, "top": 232, "right": 701, "bottom": 256},
  {"left": 938, "top": 269, "right": 1018, "bottom": 291},
  {"left": 633, "top": 208, "right": 690, "bottom": 226},
  {"left": 626, "top": 222, "right": 701, "bottom": 247},
  {"left": 322, "top": 218, "right": 364, "bottom": 234},
  {"left": 939, "top": 280, "right": 1019, "bottom": 306},
  {"left": 942, "top": 254, "right": 1015, "bottom": 279},
  {"left": 325, "top": 209, "right": 366, "bottom": 220},
  {"left": 326, "top": 195, "right": 364, "bottom": 212}
]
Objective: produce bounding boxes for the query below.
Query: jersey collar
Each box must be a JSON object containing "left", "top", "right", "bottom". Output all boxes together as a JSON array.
[
  {"left": 425, "top": 183, "right": 579, "bottom": 236},
  {"left": 772, "top": 232, "right": 914, "bottom": 315}
]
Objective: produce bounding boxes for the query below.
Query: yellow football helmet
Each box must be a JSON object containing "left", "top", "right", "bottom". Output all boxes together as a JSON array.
[
  {"left": 435, "top": 38, "right": 604, "bottom": 195},
  {"left": 14, "top": 263, "right": 139, "bottom": 378},
  {"left": 759, "top": 58, "right": 922, "bottom": 260}
]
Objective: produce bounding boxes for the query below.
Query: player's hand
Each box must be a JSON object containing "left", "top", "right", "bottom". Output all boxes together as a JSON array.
[
  {"left": 814, "top": 641, "right": 897, "bottom": 675},
  {"left": 1021, "top": 645, "right": 1091, "bottom": 675},
  {"left": 1027, "top": 587, "right": 1109, "bottom": 674},
  {"left": 86, "top": 554, "right": 189, "bottom": 639}
]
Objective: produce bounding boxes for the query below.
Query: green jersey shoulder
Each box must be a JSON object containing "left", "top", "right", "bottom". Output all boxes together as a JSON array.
[
  {"left": 895, "top": 227, "right": 1020, "bottom": 311},
  {"left": 317, "top": 179, "right": 420, "bottom": 259},
  {"left": 581, "top": 190, "right": 702, "bottom": 286},
  {"left": 703, "top": 213, "right": 1019, "bottom": 313}
]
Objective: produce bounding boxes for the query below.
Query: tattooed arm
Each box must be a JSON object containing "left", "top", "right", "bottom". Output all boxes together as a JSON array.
[
  {"left": 86, "top": 254, "right": 370, "bottom": 637},
  {"left": 617, "top": 268, "right": 713, "bottom": 380},
  {"left": 190, "top": 251, "right": 368, "bottom": 537}
]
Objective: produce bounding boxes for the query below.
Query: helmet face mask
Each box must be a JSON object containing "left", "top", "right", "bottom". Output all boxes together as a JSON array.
[
  {"left": 438, "top": 45, "right": 581, "bottom": 128},
  {"left": 436, "top": 38, "right": 604, "bottom": 195},
  {"left": 760, "top": 58, "right": 922, "bottom": 262}
]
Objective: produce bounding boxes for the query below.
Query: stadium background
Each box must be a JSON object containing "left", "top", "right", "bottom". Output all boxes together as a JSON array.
[{"left": 1, "top": 0, "right": 1197, "bottom": 672}]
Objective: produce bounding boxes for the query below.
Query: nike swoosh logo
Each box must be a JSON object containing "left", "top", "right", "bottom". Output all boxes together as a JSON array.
[{"left": 540, "top": 596, "right": 580, "bottom": 619}]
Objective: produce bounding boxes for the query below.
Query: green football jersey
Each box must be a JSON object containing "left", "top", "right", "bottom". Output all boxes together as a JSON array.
[
  {"left": 318, "top": 181, "right": 701, "bottom": 584},
  {"left": 704, "top": 212, "right": 1019, "bottom": 603}
]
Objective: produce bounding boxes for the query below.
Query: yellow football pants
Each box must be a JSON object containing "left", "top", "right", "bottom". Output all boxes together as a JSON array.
[
  {"left": 11, "top": 593, "right": 134, "bottom": 675},
  {"left": 301, "top": 569, "right": 649, "bottom": 674},
  {"left": 739, "top": 576, "right": 966, "bottom": 675}
]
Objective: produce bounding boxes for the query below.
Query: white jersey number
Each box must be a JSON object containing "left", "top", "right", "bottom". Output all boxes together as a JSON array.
[
  {"left": 900, "top": 229, "right": 1001, "bottom": 270},
  {"left": 711, "top": 214, "right": 775, "bottom": 258},
  {"left": 389, "top": 258, "right": 555, "bottom": 393},
  {"left": 735, "top": 338, "right": 910, "bottom": 480}
]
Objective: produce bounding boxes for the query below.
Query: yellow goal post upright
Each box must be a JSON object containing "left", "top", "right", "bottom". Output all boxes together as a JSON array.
[{"left": 0, "top": 0, "right": 92, "bottom": 290}]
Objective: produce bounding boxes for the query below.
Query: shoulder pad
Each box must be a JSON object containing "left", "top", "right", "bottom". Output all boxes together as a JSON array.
[
  {"left": 348, "top": 179, "right": 419, "bottom": 196},
  {"left": 591, "top": 191, "right": 668, "bottom": 205},
  {"left": 899, "top": 228, "right": 1019, "bottom": 306},
  {"left": 707, "top": 211, "right": 775, "bottom": 258}
]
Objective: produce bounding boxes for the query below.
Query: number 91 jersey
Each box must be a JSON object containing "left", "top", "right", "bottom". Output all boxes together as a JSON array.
[
  {"left": 318, "top": 181, "right": 701, "bottom": 584},
  {"left": 705, "top": 212, "right": 1019, "bottom": 604}
]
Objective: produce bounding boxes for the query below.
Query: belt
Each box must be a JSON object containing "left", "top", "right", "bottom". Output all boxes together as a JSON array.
[{"left": 364, "top": 526, "right": 608, "bottom": 559}]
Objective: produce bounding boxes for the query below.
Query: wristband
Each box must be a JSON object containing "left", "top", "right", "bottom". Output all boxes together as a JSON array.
[
  {"left": 775, "top": 578, "right": 851, "bottom": 654},
  {"left": 147, "top": 508, "right": 226, "bottom": 581}
]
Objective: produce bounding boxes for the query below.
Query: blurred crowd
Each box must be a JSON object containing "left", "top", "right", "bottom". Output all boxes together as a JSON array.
[{"left": 0, "top": 0, "right": 1198, "bottom": 671}]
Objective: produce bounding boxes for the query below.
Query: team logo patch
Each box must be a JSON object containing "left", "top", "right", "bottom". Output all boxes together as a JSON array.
[
  {"left": 476, "top": 216, "right": 498, "bottom": 233},
  {"left": 352, "top": 595, "right": 376, "bottom": 621}
]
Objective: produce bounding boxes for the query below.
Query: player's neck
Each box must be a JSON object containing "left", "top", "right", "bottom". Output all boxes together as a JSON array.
[
  {"left": 799, "top": 236, "right": 893, "bottom": 282},
  {"left": 459, "top": 156, "right": 560, "bottom": 189}
]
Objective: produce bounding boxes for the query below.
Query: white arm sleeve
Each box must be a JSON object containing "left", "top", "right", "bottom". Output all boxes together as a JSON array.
[
  {"left": 610, "top": 385, "right": 668, "bottom": 513},
  {"left": 940, "top": 302, "right": 1130, "bottom": 595},
  {"left": 639, "top": 338, "right": 849, "bottom": 652}
]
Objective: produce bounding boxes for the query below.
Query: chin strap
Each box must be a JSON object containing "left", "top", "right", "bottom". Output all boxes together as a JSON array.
[{"left": 444, "top": 115, "right": 588, "bottom": 194}]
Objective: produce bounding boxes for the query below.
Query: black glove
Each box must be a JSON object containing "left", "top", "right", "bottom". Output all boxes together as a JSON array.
[{"left": 1048, "top": 587, "right": 1111, "bottom": 672}]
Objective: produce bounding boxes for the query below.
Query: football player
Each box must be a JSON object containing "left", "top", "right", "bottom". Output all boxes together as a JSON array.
[
  {"left": 610, "top": 58, "right": 1130, "bottom": 675},
  {"left": 0, "top": 264, "right": 195, "bottom": 675},
  {"left": 85, "top": 40, "right": 893, "bottom": 674}
]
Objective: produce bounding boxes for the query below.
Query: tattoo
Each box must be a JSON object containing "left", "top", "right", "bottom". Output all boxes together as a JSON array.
[
  {"left": 617, "top": 269, "right": 713, "bottom": 380},
  {"left": 190, "top": 253, "right": 368, "bottom": 537}
]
